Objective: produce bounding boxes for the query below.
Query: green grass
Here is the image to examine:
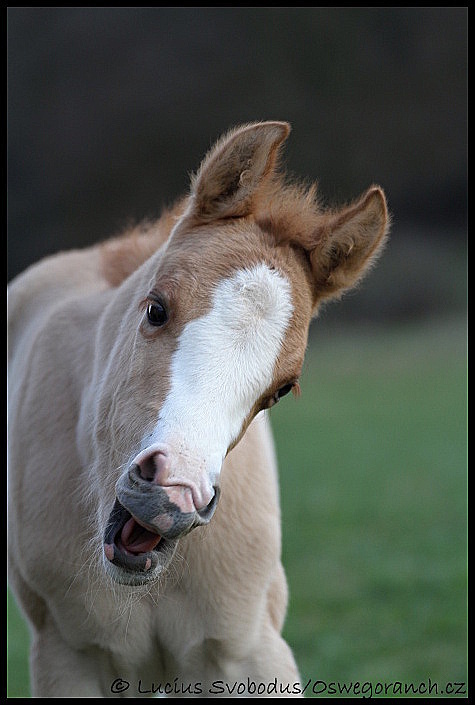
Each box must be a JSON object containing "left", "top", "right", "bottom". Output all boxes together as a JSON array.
[
  {"left": 7, "top": 589, "right": 32, "bottom": 697},
  {"left": 274, "top": 317, "right": 467, "bottom": 697},
  {"left": 7, "top": 317, "right": 467, "bottom": 698}
]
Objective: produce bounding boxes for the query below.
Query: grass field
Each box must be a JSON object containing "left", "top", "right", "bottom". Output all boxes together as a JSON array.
[{"left": 7, "top": 316, "right": 467, "bottom": 698}]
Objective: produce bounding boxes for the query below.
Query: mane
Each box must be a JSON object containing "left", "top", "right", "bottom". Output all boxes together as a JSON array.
[
  {"left": 100, "top": 175, "right": 327, "bottom": 288},
  {"left": 100, "top": 198, "right": 188, "bottom": 287},
  {"left": 254, "top": 175, "right": 328, "bottom": 250}
]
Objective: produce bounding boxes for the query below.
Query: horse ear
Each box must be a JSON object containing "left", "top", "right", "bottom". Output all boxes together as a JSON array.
[
  {"left": 188, "top": 121, "right": 290, "bottom": 221},
  {"left": 310, "top": 186, "right": 390, "bottom": 304}
]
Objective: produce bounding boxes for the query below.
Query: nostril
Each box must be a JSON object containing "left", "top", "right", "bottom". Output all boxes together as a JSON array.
[
  {"left": 196, "top": 486, "right": 220, "bottom": 522},
  {"left": 137, "top": 455, "right": 156, "bottom": 482},
  {"left": 135, "top": 449, "right": 170, "bottom": 484}
]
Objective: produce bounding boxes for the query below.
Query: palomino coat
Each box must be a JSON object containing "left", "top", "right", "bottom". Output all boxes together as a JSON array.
[{"left": 8, "top": 122, "right": 389, "bottom": 697}]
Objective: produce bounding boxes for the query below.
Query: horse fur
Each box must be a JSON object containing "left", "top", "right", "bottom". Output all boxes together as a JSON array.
[{"left": 8, "top": 121, "right": 389, "bottom": 697}]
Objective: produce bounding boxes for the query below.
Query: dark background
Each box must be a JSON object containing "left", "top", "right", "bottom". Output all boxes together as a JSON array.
[{"left": 7, "top": 7, "right": 467, "bottom": 323}]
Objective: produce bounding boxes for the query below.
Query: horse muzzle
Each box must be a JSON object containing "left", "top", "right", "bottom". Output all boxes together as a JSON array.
[
  {"left": 115, "top": 462, "right": 220, "bottom": 540},
  {"left": 102, "top": 445, "right": 220, "bottom": 583}
]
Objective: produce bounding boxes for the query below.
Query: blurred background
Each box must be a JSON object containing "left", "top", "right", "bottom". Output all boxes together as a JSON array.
[{"left": 7, "top": 7, "right": 467, "bottom": 698}]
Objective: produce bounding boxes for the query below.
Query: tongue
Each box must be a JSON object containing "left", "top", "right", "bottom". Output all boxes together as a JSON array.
[{"left": 120, "top": 516, "right": 162, "bottom": 555}]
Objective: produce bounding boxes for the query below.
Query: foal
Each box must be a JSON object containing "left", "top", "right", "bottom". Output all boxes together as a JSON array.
[{"left": 8, "top": 121, "right": 389, "bottom": 697}]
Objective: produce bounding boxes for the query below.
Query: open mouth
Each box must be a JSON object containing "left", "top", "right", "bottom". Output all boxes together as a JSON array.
[{"left": 103, "top": 498, "right": 170, "bottom": 576}]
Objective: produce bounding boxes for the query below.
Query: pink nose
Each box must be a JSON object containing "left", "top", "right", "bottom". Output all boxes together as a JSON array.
[{"left": 133, "top": 446, "right": 215, "bottom": 514}]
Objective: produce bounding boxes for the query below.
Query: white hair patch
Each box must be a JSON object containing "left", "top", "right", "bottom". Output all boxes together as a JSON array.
[{"left": 148, "top": 263, "right": 293, "bottom": 483}]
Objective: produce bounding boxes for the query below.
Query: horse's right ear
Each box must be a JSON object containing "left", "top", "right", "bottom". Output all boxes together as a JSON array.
[{"left": 187, "top": 121, "right": 290, "bottom": 222}]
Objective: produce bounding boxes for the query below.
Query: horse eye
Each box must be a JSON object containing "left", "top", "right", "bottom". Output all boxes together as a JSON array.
[
  {"left": 276, "top": 383, "right": 293, "bottom": 400},
  {"left": 146, "top": 301, "right": 168, "bottom": 327},
  {"left": 265, "top": 382, "right": 296, "bottom": 409}
]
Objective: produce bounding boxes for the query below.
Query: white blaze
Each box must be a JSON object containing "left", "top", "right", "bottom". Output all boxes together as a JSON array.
[{"left": 149, "top": 263, "right": 293, "bottom": 484}]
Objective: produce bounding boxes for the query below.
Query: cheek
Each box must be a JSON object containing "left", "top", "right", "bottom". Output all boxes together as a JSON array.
[
  {"left": 225, "top": 406, "right": 262, "bottom": 456},
  {"left": 132, "top": 335, "right": 176, "bottom": 416}
]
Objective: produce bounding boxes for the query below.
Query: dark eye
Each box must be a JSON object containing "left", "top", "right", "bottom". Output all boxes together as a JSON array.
[
  {"left": 265, "top": 381, "right": 298, "bottom": 409},
  {"left": 276, "top": 383, "right": 294, "bottom": 400},
  {"left": 146, "top": 301, "right": 168, "bottom": 327}
]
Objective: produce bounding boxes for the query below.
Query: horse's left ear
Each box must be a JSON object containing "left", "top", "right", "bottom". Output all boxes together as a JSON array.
[
  {"left": 188, "top": 121, "right": 291, "bottom": 221},
  {"left": 309, "top": 186, "right": 390, "bottom": 305}
]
